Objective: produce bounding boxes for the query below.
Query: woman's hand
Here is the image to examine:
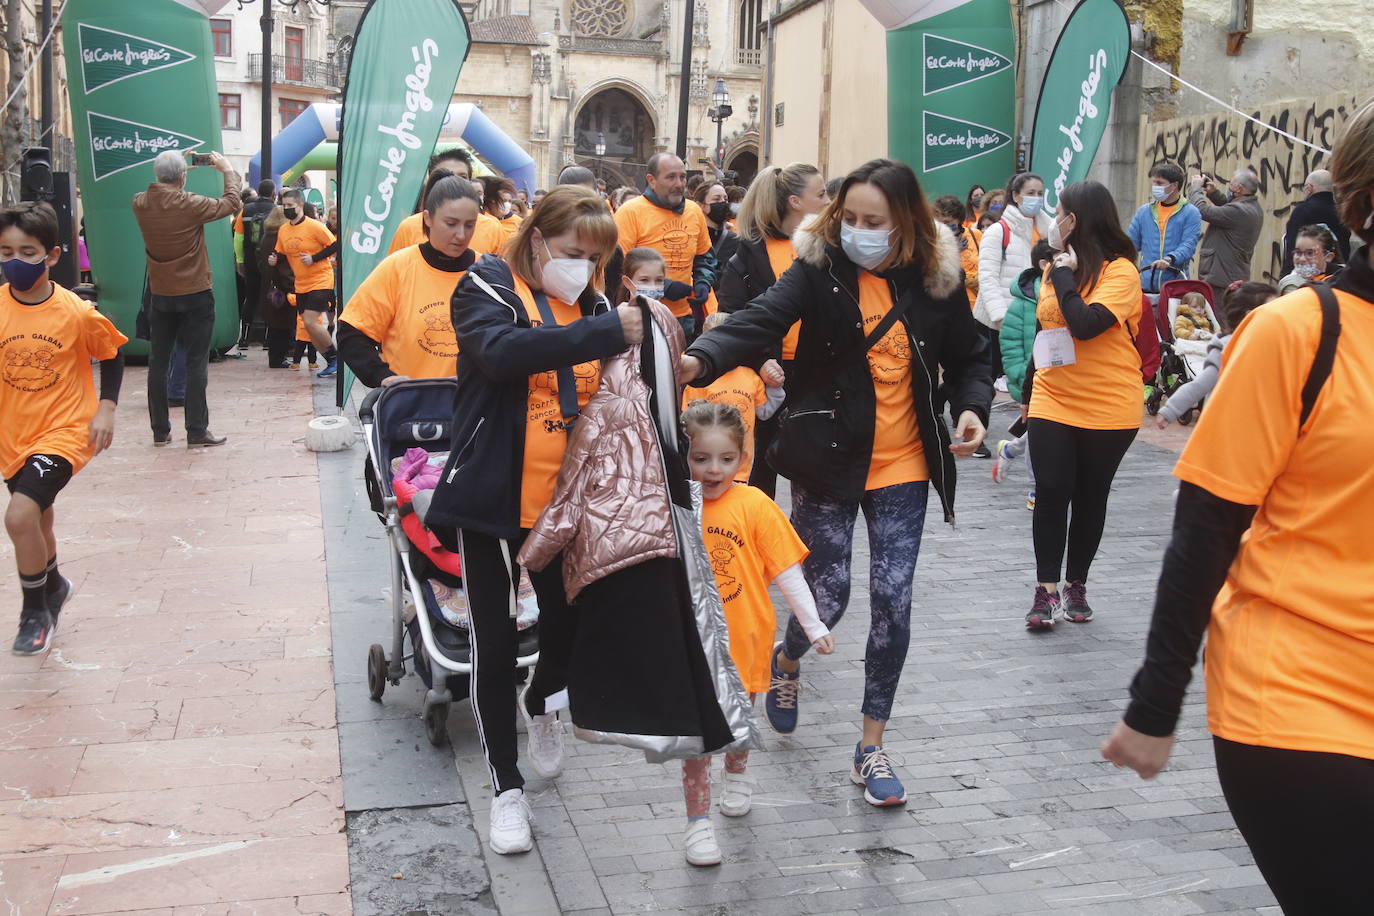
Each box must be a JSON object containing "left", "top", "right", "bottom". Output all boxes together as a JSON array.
[
  {"left": 677, "top": 354, "right": 704, "bottom": 385},
  {"left": 1101, "top": 721, "right": 1175, "bottom": 779},
  {"left": 1019, "top": 403, "right": 1030, "bottom": 422},
  {"left": 1054, "top": 245, "right": 1078, "bottom": 272},
  {"left": 949, "top": 410, "right": 986, "bottom": 458},
  {"left": 812, "top": 634, "right": 835, "bottom": 655},
  {"left": 616, "top": 304, "right": 644, "bottom": 345},
  {"left": 760, "top": 359, "right": 785, "bottom": 387},
  {"left": 88, "top": 401, "right": 116, "bottom": 454}
]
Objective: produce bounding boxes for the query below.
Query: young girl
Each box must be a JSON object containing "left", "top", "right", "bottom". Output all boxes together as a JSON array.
[
  {"left": 1157, "top": 281, "right": 1277, "bottom": 427},
  {"left": 290, "top": 308, "right": 321, "bottom": 370},
  {"left": 679, "top": 401, "right": 834, "bottom": 867},
  {"left": 1278, "top": 224, "right": 1342, "bottom": 294}
]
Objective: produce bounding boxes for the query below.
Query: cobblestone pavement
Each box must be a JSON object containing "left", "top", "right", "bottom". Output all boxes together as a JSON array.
[{"left": 451, "top": 403, "right": 1279, "bottom": 916}]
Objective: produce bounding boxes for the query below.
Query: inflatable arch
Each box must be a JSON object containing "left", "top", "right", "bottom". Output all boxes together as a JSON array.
[{"left": 249, "top": 101, "right": 536, "bottom": 196}]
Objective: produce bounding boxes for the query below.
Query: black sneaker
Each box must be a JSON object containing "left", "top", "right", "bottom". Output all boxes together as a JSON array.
[
  {"left": 12, "top": 610, "right": 55, "bottom": 655},
  {"left": 1062, "top": 581, "right": 1094, "bottom": 623},
  {"left": 1025, "top": 586, "right": 1060, "bottom": 630},
  {"left": 47, "top": 575, "right": 72, "bottom": 627}
]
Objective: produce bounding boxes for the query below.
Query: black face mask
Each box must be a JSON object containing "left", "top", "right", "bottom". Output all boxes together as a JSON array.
[
  {"left": 283, "top": 207, "right": 299, "bottom": 220},
  {"left": 707, "top": 201, "right": 731, "bottom": 224}
]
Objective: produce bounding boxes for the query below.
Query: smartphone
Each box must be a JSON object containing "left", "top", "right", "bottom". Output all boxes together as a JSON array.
[
  {"left": 188, "top": 152, "right": 212, "bottom": 167},
  {"left": 1008, "top": 416, "right": 1027, "bottom": 438}
]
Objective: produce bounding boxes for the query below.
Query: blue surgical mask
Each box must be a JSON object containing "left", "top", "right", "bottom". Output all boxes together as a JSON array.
[
  {"left": 840, "top": 222, "right": 894, "bottom": 270},
  {"left": 1018, "top": 196, "right": 1044, "bottom": 216},
  {"left": 1151, "top": 185, "right": 1169, "bottom": 202},
  {"left": 635, "top": 284, "right": 665, "bottom": 300},
  {"left": 1, "top": 254, "right": 48, "bottom": 292}
]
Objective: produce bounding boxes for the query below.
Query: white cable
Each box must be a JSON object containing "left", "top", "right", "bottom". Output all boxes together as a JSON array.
[
  {"left": 1, "top": 0, "right": 70, "bottom": 113},
  {"left": 1042, "top": 0, "right": 1331, "bottom": 156}
]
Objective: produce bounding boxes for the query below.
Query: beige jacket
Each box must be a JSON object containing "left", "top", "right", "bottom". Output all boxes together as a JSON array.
[
  {"left": 518, "top": 299, "right": 686, "bottom": 599},
  {"left": 132, "top": 170, "right": 240, "bottom": 296}
]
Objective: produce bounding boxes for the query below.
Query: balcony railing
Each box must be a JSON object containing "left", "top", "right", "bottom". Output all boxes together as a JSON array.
[{"left": 247, "top": 54, "right": 340, "bottom": 91}]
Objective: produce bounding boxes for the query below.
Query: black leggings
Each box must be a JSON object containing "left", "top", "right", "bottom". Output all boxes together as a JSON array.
[
  {"left": 1027, "top": 418, "right": 1135, "bottom": 584},
  {"left": 1214, "top": 736, "right": 1374, "bottom": 914},
  {"left": 458, "top": 529, "right": 577, "bottom": 795}
]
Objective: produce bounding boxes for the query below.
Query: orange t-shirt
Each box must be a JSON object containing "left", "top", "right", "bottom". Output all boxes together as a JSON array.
[
  {"left": 857, "top": 271, "right": 927, "bottom": 490},
  {"left": 764, "top": 237, "right": 802, "bottom": 360},
  {"left": 1030, "top": 258, "right": 1143, "bottom": 430},
  {"left": 387, "top": 211, "right": 505, "bottom": 257},
  {"left": 512, "top": 275, "right": 602, "bottom": 528},
  {"left": 274, "top": 217, "right": 336, "bottom": 293},
  {"left": 957, "top": 227, "right": 979, "bottom": 311},
  {"left": 295, "top": 310, "right": 326, "bottom": 343},
  {"left": 1173, "top": 286, "right": 1374, "bottom": 760},
  {"left": 700, "top": 483, "right": 809, "bottom": 691},
  {"left": 0, "top": 283, "right": 127, "bottom": 478},
  {"left": 614, "top": 195, "right": 712, "bottom": 318},
  {"left": 497, "top": 213, "right": 522, "bottom": 247},
  {"left": 682, "top": 365, "right": 767, "bottom": 482},
  {"left": 341, "top": 246, "right": 465, "bottom": 379}
]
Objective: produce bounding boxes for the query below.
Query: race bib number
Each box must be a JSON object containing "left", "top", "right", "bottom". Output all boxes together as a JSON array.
[{"left": 1034, "top": 326, "right": 1077, "bottom": 368}]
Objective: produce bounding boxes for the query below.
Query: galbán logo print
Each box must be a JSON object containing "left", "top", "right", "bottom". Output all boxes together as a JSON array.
[
  {"left": 922, "top": 33, "right": 1012, "bottom": 95},
  {"left": 922, "top": 111, "right": 1011, "bottom": 171}
]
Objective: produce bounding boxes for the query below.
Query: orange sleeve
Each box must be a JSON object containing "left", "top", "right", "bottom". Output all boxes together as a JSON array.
[
  {"left": 1173, "top": 293, "right": 1314, "bottom": 505},
  {"left": 233, "top": 212, "right": 244, "bottom": 235},
  {"left": 753, "top": 493, "right": 809, "bottom": 580},
  {"left": 614, "top": 205, "right": 637, "bottom": 254},
  {"left": 81, "top": 303, "right": 128, "bottom": 361},
  {"left": 316, "top": 220, "right": 337, "bottom": 248},
  {"left": 1091, "top": 259, "right": 1143, "bottom": 333},
  {"left": 752, "top": 372, "right": 767, "bottom": 408},
  {"left": 341, "top": 257, "right": 398, "bottom": 342}
]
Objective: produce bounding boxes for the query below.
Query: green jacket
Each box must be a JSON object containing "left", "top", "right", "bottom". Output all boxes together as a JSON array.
[{"left": 1000, "top": 267, "right": 1040, "bottom": 404}]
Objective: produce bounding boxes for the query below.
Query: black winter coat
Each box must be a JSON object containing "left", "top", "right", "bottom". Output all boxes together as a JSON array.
[
  {"left": 686, "top": 224, "right": 992, "bottom": 521},
  {"left": 425, "top": 255, "right": 628, "bottom": 540},
  {"left": 717, "top": 236, "right": 783, "bottom": 366}
]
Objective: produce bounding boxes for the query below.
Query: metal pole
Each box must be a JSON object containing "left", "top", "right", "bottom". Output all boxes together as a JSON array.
[
  {"left": 715, "top": 117, "right": 723, "bottom": 169},
  {"left": 261, "top": 1, "right": 274, "bottom": 182},
  {"left": 40, "top": 0, "right": 53, "bottom": 144},
  {"left": 675, "top": 0, "right": 694, "bottom": 160}
]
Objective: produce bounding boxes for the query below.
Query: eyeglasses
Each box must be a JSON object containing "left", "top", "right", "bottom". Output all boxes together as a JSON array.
[{"left": 1292, "top": 248, "right": 1328, "bottom": 261}]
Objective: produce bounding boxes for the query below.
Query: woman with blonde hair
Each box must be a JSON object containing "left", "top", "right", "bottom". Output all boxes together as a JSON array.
[
  {"left": 681, "top": 158, "right": 992, "bottom": 806},
  {"left": 424, "top": 185, "right": 644, "bottom": 857},
  {"left": 1104, "top": 99, "right": 1374, "bottom": 913},
  {"left": 716, "top": 162, "right": 828, "bottom": 496}
]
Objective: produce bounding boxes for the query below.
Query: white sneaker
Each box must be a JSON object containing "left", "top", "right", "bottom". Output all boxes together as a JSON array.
[
  {"left": 718, "top": 770, "right": 753, "bottom": 817},
  {"left": 992, "top": 439, "right": 1016, "bottom": 484},
  {"left": 683, "top": 818, "right": 722, "bottom": 866},
  {"left": 522, "top": 689, "right": 565, "bottom": 779},
  {"left": 995, "top": 375, "right": 1009, "bottom": 392},
  {"left": 489, "top": 789, "right": 533, "bottom": 855}
]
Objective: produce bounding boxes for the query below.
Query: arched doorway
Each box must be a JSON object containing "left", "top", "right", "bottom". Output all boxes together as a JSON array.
[
  {"left": 725, "top": 149, "right": 759, "bottom": 185},
  {"left": 574, "top": 87, "right": 655, "bottom": 191}
]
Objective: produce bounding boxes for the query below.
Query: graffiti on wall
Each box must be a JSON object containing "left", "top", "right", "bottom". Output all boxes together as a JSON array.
[{"left": 1138, "top": 93, "right": 1365, "bottom": 283}]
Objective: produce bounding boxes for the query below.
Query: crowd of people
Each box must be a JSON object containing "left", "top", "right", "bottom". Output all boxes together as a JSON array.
[{"left": 4, "top": 101, "right": 1374, "bottom": 910}]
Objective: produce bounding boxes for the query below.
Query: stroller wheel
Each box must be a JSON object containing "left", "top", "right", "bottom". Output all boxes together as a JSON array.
[
  {"left": 1180, "top": 407, "right": 1199, "bottom": 427},
  {"left": 423, "top": 699, "right": 450, "bottom": 747},
  {"left": 1145, "top": 386, "right": 1163, "bottom": 416},
  {"left": 367, "top": 644, "right": 387, "bottom": 701}
]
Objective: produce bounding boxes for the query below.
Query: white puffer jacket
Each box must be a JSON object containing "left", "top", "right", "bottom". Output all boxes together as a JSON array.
[{"left": 973, "top": 205, "right": 1052, "bottom": 328}]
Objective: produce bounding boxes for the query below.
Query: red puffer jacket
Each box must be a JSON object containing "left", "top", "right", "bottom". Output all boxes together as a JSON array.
[{"left": 518, "top": 298, "right": 685, "bottom": 599}]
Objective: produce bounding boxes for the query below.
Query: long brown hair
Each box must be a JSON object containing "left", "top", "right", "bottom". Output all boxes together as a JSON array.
[
  {"left": 504, "top": 185, "right": 619, "bottom": 292},
  {"left": 736, "top": 162, "right": 822, "bottom": 243},
  {"left": 807, "top": 158, "right": 936, "bottom": 275},
  {"left": 1333, "top": 98, "right": 1374, "bottom": 247},
  {"left": 1055, "top": 180, "right": 1138, "bottom": 292}
]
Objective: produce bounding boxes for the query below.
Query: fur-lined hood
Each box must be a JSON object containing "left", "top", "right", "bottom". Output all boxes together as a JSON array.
[{"left": 791, "top": 219, "right": 965, "bottom": 301}]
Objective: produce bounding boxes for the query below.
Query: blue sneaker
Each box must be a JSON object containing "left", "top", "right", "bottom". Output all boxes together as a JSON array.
[
  {"left": 764, "top": 642, "right": 801, "bottom": 734},
  {"left": 316, "top": 357, "right": 338, "bottom": 378},
  {"left": 851, "top": 744, "right": 907, "bottom": 807}
]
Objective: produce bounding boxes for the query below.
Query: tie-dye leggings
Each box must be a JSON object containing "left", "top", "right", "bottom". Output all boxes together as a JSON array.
[{"left": 781, "top": 481, "right": 929, "bottom": 722}]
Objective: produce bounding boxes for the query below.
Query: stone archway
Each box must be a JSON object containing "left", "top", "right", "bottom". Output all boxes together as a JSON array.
[
  {"left": 574, "top": 87, "right": 656, "bottom": 190},
  {"left": 725, "top": 150, "right": 759, "bottom": 185}
]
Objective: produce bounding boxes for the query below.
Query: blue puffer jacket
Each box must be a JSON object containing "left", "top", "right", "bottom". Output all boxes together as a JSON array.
[
  {"left": 1127, "top": 200, "right": 1202, "bottom": 294},
  {"left": 1000, "top": 267, "right": 1040, "bottom": 404}
]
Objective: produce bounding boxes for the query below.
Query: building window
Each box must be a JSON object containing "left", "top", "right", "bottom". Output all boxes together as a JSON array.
[
  {"left": 211, "top": 18, "right": 232, "bottom": 57},
  {"left": 284, "top": 27, "right": 305, "bottom": 82},
  {"left": 736, "top": 0, "right": 762, "bottom": 65},
  {"left": 220, "top": 93, "right": 241, "bottom": 131},
  {"left": 279, "top": 98, "right": 309, "bottom": 128}
]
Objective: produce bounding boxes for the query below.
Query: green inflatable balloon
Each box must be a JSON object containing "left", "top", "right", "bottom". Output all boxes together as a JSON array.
[{"left": 60, "top": 0, "right": 240, "bottom": 356}]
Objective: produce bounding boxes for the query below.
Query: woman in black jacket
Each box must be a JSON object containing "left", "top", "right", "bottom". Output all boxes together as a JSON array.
[
  {"left": 423, "top": 186, "right": 643, "bottom": 857},
  {"left": 717, "top": 162, "right": 829, "bottom": 497},
  {"left": 694, "top": 180, "right": 740, "bottom": 285},
  {"left": 679, "top": 158, "right": 993, "bottom": 807}
]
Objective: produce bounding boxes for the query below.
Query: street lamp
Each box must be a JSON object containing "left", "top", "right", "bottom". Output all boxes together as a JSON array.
[
  {"left": 708, "top": 77, "right": 733, "bottom": 170},
  {"left": 595, "top": 132, "right": 606, "bottom": 183}
]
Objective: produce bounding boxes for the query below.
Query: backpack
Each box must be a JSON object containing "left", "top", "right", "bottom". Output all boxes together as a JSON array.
[
  {"left": 242, "top": 203, "right": 271, "bottom": 250},
  {"left": 1134, "top": 294, "right": 1161, "bottom": 382}
]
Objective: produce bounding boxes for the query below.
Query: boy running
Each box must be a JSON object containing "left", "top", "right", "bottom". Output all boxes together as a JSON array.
[{"left": 1, "top": 202, "right": 127, "bottom": 654}]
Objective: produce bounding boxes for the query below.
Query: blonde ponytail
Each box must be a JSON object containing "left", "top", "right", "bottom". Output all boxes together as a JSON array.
[{"left": 736, "top": 162, "right": 822, "bottom": 243}]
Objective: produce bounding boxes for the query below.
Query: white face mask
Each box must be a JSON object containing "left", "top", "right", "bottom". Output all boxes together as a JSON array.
[
  {"left": 840, "top": 222, "right": 893, "bottom": 270},
  {"left": 539, "top": 238, "right": 593, "bottom": 302},
  {"left": 1049, "top": 215, "right": 1071, "bottom": 252},
  {"left": 1295, "top": 261, "right": 1321, "bottom": 280}
]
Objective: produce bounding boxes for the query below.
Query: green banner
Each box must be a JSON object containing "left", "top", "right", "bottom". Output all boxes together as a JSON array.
[
  {"left": 866, "top": 0, "right": 1016, "bottom": 201},
  {"left": 62, "top": 0, "right": 238, "bottom": 356},
  {"left": 336, "top": 0, "right": 471, "bottom": 405},
  {"left": 1028, "top": 0, "right": 1132, "bottom": 213}
]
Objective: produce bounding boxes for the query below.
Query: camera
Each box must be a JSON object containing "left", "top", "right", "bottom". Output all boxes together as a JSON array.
[{"left": 188, "top": 152, "right": 213, "bottom": 167}]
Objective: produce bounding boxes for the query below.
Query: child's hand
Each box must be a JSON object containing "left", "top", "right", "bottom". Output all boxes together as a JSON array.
[
  {"left": 267, "top": 252, "right": 278, "bottom": 266},
  {"left": 760, "top": 359, "right": 785, "bottom": 387},
  {"left": 89, "top": 401, "right": 116, "bottom": 454},
  {"left": 1155, "top": 415, "right": 1171, "bottom": 429},
  {"left": 812, "top": 634, "right": 835, "bottom": 655}
]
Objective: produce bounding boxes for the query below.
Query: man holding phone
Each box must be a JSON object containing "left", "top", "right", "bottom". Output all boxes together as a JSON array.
[
  {"left": 132, "top": 149, "right": 240, "bottom": 447},
  {"left": 1188, "top": 167, "right": 1263, "bottom": 307}
]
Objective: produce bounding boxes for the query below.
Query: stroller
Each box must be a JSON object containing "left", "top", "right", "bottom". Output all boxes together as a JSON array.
[
  {"left": 1144, "top": 279, "right": 1219, "bottom": 425},
  {"left": 359, "top": 378, "right": 540, "bottom": 746}
]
